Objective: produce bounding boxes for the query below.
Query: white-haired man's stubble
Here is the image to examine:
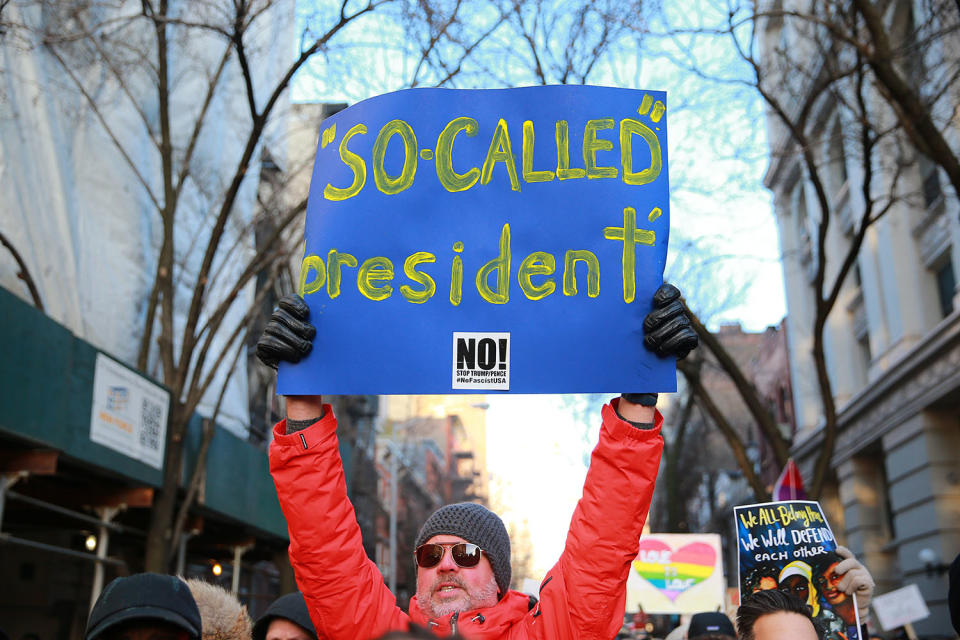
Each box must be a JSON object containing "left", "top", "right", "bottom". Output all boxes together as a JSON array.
[{"left": 419, "top": 573, "right": 499, "bottom": 619}]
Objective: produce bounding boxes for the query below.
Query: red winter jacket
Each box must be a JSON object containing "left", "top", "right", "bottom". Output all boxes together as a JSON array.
[{"left": 269, "top": 399, "right": 663, "bottom": 640}]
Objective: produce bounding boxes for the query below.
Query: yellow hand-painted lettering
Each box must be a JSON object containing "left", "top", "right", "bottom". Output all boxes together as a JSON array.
[
  {"left": 481, "top": 119, "right": 520, "bottom": 191},
  {"left": 518, "top": 251, "right": 556, "bottom": 300},
  {"left": 324, "top": 124, "right": 367, "bottom": 201},
  {"left": 357, "top": 256, "right": 394, "bottom": 301},
  {"left": 319, "top": 104, "right": 665, "bottom": 198},
  {"left": 400, "top": 252, "right": 437, "bottom": 303},
  {"left": 372, "top": 120, "right": 417, "bottom": 195},
  {"left": 583, "top": 119, "right": 618, "bottom": 179}
]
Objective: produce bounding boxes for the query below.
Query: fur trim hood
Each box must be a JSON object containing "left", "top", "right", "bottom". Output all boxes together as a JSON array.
[{"left": 186, "top": 578, "right": 253, "bottom": 640}]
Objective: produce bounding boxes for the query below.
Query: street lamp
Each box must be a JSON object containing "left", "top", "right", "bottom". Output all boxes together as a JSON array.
[{"left": 918, "top": 548, "right": 949, "bottom": 577}]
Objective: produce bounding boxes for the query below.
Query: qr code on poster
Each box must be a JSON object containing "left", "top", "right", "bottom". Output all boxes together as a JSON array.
[{"left": 140, "top": 398, "right": 163, "bottom": 451}]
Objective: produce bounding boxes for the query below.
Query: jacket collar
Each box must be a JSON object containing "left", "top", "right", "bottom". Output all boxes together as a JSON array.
[{"left": 408, "top": 590, "right": 531, "bottom": 638}]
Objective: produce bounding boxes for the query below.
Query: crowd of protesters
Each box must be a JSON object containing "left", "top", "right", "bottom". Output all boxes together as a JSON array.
[
  {"left": 18, "top": 287, "right": 957, "bottom": 640},
  {"left": 67, "top": 531, "right": 960, "bottom": 640}
]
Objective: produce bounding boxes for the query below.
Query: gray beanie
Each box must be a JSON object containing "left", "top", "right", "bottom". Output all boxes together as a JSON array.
[{"left": 414, "top": 502, "right": 512, "bottom": 597}]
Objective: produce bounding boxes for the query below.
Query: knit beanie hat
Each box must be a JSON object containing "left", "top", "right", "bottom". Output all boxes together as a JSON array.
[{"left": 414, "top": 502, "right": 512, "bottom": 598}]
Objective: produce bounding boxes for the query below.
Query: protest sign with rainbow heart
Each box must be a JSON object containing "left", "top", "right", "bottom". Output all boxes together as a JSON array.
[{"left": 626, "top": 533, "right": 724, "bottom": 614}]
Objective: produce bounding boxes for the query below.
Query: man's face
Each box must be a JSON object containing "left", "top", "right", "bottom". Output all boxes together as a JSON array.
[
  {"left": 779, "top": 575, "right": 809, "bottom": 603},
  {"left": 266, "top": 618, "right": 314, "bottom": 640},
  {"left": 751, "top": 612, "right": 819, "bottom": 640},
  {"left": 415, "top": 534, "right": 499, "bottom": 619},
  {"left": 102, "top": 622, "right": 190, "bottom": 640},
  {"left": 819, "top": 561, "right": 846, "bottom": 605}
]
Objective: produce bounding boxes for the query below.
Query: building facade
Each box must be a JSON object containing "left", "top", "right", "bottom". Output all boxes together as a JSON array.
[
  {"left": 0, "top": 2, "right": 302, "bottom": 636},
  {"left": 759, "top": 2, "right": 960, "bottom": 635}
]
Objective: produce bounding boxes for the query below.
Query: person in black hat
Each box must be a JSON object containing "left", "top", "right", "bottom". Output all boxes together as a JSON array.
[
  {"left": 253, "top": 592, "right": 318, "bottom": 640},
  {"left": 85, "top": 573, "right": 202, "bottom": 640},
  {"left": 687, "top": 611, "right": 736, "bottom": 640}
]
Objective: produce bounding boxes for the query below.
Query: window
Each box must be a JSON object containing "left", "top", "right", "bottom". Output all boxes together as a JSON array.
[
  {"left": 792, "top": 181, "right": 809, "bottom": 243},
  {"left": 900, "top": 3, "right": 927, "bottom": 88},
  {"left": 935, "top": 258, "right": 956, "bottom": 317},
  {"left": 851, "top": 264, "right": 870, "bottom": 377},
  {"left": 919, "top": 154, "right": 943, "bottom": 209},
  {"left": 878, "top": 455, "right": 897, "bottom": 542},
  {"left": 828, "top": 120, "right": 848, "bottom": 195},
  {"left": 857, "top": 333, "right": 872, "bottom": 371}
]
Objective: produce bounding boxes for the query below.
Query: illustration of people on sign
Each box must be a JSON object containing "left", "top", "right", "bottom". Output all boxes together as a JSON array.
[
  {"left": 735, "top": 501, "right": 876, "bottom": 640},
  {"left": 815, "top": 555, "right": 867, "bottom": 637}
]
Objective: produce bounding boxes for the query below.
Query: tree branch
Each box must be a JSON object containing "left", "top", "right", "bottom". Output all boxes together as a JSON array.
[
  {"left": 851, "top": 0, "right": 960, "bottom": 198},
  {"left": 682, "top": 363, "right": 769, "bottom": 501},
  {"left": 0, "top": 231, "right": 44, "bottom": 311},
  {"left": 44, "top": 45, "right": 162, "bottom": 212},
  {"left": 174, "top": 0, "right": 388, "bottom": 397},
  {"left": 682, "top": 300, "right": 791, "bottom": 466}
]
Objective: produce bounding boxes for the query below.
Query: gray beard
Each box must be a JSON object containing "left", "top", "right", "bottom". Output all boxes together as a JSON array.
[{"left": 419, "top": 574, "right": 499, "bottom": 619}]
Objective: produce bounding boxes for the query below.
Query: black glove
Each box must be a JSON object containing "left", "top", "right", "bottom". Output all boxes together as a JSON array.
[
  {"left": 642, "top": 283, "right": 698, "bottom": 360},
  {"left": 255, "top": 295, "right": 316, "bottom": 370},
  {"left": 621, "top": 283, "right": 699, "bottom": 408}
]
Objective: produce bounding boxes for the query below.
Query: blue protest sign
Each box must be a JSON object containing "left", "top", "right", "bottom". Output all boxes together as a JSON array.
[{"left": 278, "top": 85, "right": 673, "bottom": 395}]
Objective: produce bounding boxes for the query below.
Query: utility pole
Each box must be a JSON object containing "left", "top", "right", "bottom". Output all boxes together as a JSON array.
[
  {"left": 89, "top": 506, "right": 119, "bottom": 611},
  {"left": 388, "top": 442, "right": 398, "bottom": 594}
]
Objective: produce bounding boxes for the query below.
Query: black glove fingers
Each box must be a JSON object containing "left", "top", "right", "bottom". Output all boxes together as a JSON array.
[
  {"left": 640, "top": 283, "right": 699, "bottom": 361},
  {"left": 652, "top": 283, "right": 681, "bottom": 307},
  {"left": 256, "top": 335, "right": 292, "bottom": 370},
  {"left": 278, "top": 294, "right": 310, "bottom": 320},
  {"left": 255, "top": 294, "right": 318, "bottom": 369},
  {"left": 264, "top": 322, "right": 312, "bottom": 357},
  {"left": 661, "top": 328, "right": 698, "bottom": 360},
  {"left": 643, "top": 299, "right": 684, "bottom": 333},
  {"left": 644, "top": 315, "right": 693, "bottom": 356},
  {"left": 272, "top": 307, "right": 317, "bottom": 342}
]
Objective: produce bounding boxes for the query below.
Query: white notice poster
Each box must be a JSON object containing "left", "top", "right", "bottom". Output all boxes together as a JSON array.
[
  {"left": 89, "top": 353, "right": 170, "bottom": 469},
  {"left": 871, "top": 584, "right": 930, "bottom": 631}
]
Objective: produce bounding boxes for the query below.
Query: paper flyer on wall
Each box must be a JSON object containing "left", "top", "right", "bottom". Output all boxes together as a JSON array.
[{"left": 735, "top": 500, "right": 861, "bottom": 640}]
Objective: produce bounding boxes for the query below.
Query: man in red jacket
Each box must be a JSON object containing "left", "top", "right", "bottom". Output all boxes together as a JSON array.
[{"left": 258, "top": 285, "right": 697, "bottom": 640}]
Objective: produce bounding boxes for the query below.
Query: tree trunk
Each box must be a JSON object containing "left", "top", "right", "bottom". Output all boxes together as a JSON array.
[
  {"left": 683, "top": 301, "right": 791, "bottom": 466},
  {"left": 683, "top": 368, "right": 769, "bottom": 501},
  {"left": 664, "top": 390, "right": 695, "bottom": 531},
  {"left": 144, "top": 401, "right": 187, "bottom": 572},
  {"left": 808, "top": 319, "right": 839, "bottom": 500}
]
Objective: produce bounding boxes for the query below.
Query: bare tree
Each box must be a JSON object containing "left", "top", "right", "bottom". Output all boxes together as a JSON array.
[
  {"left": 494, "top": 0, "right": 648, "bottom": 86},
  {"left": 5, "top": 0, "right": 498, "bottom": 572},
  {"left": 840, "top": 0, "right": 960, "bottom": 198},
  {"left": 649, "top": 0, "right": 949, "bottom": 499}
]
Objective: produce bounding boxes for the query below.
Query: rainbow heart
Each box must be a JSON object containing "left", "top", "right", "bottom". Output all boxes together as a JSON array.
[{"left": 632, "top": 539, "right": 717, "bottom": 601}]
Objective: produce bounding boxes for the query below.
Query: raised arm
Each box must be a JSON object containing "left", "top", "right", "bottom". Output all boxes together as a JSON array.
[
  {"left": 534, "top": 284, "right": 697, "bottom": 640},
  {"left": 258, "top": 296, "right": 408, "bottom": 639}
]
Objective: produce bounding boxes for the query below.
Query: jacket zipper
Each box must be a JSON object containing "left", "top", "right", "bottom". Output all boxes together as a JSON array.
[{"left": 450, "top": 611, "right": 459, "bottom": 635}]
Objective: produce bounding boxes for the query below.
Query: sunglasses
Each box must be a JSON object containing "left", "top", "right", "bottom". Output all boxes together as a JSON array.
[{"left": 414, "top": 542, "right": 484, "bottom": 569}]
